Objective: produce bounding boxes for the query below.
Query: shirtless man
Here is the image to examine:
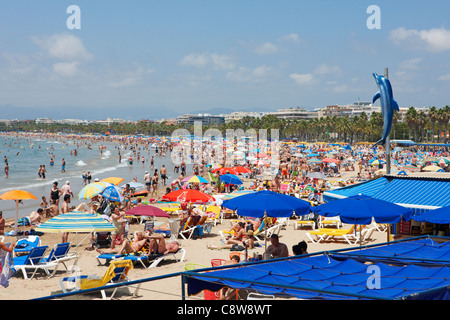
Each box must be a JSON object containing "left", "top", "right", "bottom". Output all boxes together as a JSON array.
[
  {"left": 266, "top": 234, "right": 289, "bottom": 259},
  {"left": 147, "top": 234, "right": 179, "bottom": 256},
  {"left": 96, "top": 231, "right": 149, "bottom": 255},
  {"left": 7, "top": 208, "right": 45, "bottom": 227},
  {"left": 160, "top": 165, "right": 168, "bottom": 186}
]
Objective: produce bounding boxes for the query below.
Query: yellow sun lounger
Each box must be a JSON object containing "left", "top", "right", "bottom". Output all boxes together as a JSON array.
[
  {"left": 306, "top": 225, "right": 358, "bottom": 245},
  {"left": 60, "top": 260, "right": 140, "bottom": 300}
]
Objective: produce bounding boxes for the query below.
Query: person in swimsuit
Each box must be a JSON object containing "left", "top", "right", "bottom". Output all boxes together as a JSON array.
[
  {"left": 96, "top": 231, "right": 150, "bottom": 255},
  {"left": 49, "top": 182, "right": 62, "bottom": 206},
  {"left": 147, "top": 234, "right": 179, "bottom": 256}
]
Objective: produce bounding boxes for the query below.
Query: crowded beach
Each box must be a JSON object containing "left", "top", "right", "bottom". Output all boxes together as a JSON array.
[{"left": 1, "top": 133, "right": 450, "bottom": 300}]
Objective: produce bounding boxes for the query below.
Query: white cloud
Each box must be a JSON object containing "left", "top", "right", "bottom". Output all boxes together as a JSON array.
[
  {"left": 179, "top": 53, "right": 209, "bottom": 67},
  {"left": 390, "top": 27, "right": 450, "bottom": 52},
  {"left": 180, "top": 53, "right": 235, "bottom": 70},
  {"left": 33, "top": 33, "right": 93, "bottom": 61},
  {"left": 399, "top": 57, "right": 422, "bottom": 70},
  {"left": 254, "top": 42, "right": 278, "bottom": 55},
  {"left": 438, "top": 73, "right": 450, "bottom": 81},
  {"left": 289, "top": 73, "right": 316, "bottom": 85},
  {"left": 53, "top": 61, "right": 79, "bottom": 77},
  {"left": 314, "top": 64, "right": 341, "bottom": 75},
  {"left": 226, "top": 65, "right": 273, "bottom": 82},
  {"left": 280, "top": 33, "right": 299, "bottom": 42}
]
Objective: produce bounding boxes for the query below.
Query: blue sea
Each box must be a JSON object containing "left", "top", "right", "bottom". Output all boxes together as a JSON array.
[{"left": 0, "top": 134, "right": 185, "bottom": 220}]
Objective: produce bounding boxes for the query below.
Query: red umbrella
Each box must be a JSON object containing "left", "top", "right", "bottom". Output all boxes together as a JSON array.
[
  {"left": 125, "top": 205, "right": 170, "bottom": 218},
  {"left": 322, "top": 158, "right": 339, "bottom": 163},
  {"left": 212, "top": 167, "right": 238, "bottom": 175},
  {"left": 162, "top": 189, "right": 214, "bottom": 203},
  {"left": 231, "top": 166, "right": 252, "bottom": 174}
]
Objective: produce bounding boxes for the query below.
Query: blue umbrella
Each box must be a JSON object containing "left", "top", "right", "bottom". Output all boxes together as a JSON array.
[
  {"left": 222, "top": 190, "right": 311, "bottom": 218},
  {"left": 220, "top": 174, "right": 243, "bottom": 185},
  {"left": 413, "top": 205, "right": 450, "bottom": 224},
  {"left": 101, "top": 185, "right": 124, "bottom": 202},
  {"left": 312, "top": 194, "right": 412, "bottom": 225}
]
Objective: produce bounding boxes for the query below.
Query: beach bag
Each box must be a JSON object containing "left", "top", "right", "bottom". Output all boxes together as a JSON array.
[
  {"left": 230, "top": 244, "right": 245, "bottom": 251},
  {"left": 192, "top": 225, "right": 204, "bottom": 239}
]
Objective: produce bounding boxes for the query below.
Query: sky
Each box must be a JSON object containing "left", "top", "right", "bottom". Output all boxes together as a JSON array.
[{"left": 1, "top": 1, "right": 450, "bottom": 120}]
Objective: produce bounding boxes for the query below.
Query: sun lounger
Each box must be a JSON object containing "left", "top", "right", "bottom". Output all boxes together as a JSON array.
[
  {"left": 44, "top": 242, "right": 77, "bottom": 276},
  {"left": 318, "top": 216, "right": 341, "bottom": 229},
  {"left": 12, "top": 246, "right": 58, "bottom": 280},
  {"left": 97, "top": 248, "right": 186, "bottom": 269},
  {"left": 13, "top": 236, "right": 41, "bottom": 256},
  {"left": 59, "top": 260, "right": 139, "bottom": 300},
  {"left": 306, "top": 225, "right": 358, "bottom": 245}
]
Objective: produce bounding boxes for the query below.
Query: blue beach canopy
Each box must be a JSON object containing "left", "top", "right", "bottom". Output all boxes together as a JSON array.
[
  {"left": 313, "top": 194, "right": 412, "bottom": 225},
  {"left": 185, "top": 238, "right": 450, "bottom": 300},
  {"left": 413, "top": 205, "right": 450, "bottom": 224},
  {"left": 221, "top": 190, "right": 311, "bottom": 218}
]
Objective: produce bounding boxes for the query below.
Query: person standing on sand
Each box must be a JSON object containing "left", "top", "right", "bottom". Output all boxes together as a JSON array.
[{"left": 160, "top": 165, "right": 167, "bottom": 186}]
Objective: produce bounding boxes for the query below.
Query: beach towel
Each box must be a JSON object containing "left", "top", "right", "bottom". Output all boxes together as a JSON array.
[{"left": 0, "top": 251, "right": 14, "bottom": 288}]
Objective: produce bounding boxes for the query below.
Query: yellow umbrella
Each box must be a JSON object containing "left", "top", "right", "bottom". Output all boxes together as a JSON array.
[
  {"left": 422, "top": 165, "right": 444, "bottom": 172},
  {"left": 0, "top": 190, "right": 37, "bottom": 234},
  {"left": 101, "top": 177, "right": 124, "bottom": 186}
]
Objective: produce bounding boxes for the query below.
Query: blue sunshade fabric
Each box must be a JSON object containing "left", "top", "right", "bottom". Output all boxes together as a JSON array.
[{"left": 186, "top": 238, "right": 450, "bottom": 300}]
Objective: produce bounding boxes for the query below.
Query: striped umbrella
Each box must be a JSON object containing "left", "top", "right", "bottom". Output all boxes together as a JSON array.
[
  {"left": 78, "top": 182, "right": 111, "bottom": 200},
  {"left": 36, "top": 211, "right": 116, "bottom": 233},
  {"left": 223, "top": 190, "right": 255, "bottom": 200},
  {"left": 181, "top": 175, "right": 209, "bottom": 184}
]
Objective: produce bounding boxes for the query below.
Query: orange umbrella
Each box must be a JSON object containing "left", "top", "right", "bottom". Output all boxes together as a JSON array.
[
  {"left": 231, "top": 166, "right": 252, "bottom": 174},
  {"left": 101, "top": 177, "right": 124, "bottom": 186},
  {"left": 0, "top": 190, "right": 37, "bottom": 234}
]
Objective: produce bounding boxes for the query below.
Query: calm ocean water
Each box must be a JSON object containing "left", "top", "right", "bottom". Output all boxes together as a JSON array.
[{"left": 0, "top": 134, "right": 185, "bottom": 220}]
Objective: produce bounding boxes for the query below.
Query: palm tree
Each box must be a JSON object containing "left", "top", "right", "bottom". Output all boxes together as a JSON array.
[
  {"left": 428, "top": 106, "right": 438, "bottom": 142},
  {"left": 405, "top": 107, "right": 418, "bottom": 141}
]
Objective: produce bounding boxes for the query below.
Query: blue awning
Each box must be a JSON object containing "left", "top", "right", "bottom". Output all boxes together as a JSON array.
[
  {"left": 324, "top": 176, "right": 450, "bottom": 211},
  {"left": 185, "top": 238, "right": 450, "bottom": 300},
  {"left": 323, "top": 177, "right": 389, "bottom": 201}
]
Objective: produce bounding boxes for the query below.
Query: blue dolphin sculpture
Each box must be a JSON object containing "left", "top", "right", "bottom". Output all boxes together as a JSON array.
[{"left": 372, "top": 73, "right": 399, "bottom": 147}]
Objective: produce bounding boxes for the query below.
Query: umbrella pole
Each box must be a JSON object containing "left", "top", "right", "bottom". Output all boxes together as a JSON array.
[
  {"left": 14, "top": 200, "right": 19, "bottom": 234},
  {"left": 387, "top": 224, "right": 391, "bottom": 242},
  {"left": 264, "top": 211, "right": 268, "bottom": 259}
]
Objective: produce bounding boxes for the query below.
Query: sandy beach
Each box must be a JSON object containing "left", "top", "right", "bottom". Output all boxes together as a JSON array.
[{"left": 0, "top": 169, "right": 392, "bottom": 301}]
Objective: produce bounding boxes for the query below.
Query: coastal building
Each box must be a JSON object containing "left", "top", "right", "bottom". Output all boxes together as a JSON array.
[
  {"left": 176, "top": 114, "right": 225, "bottom": 126},
  {"left": 269, "top": 107, "right": 318, "bottom": 120},
  {"left": 316, "top": 102, "right": 381, "bottom": 118},
  {"left": 224, "top": 111, "right": 263, "bottom": 123}
]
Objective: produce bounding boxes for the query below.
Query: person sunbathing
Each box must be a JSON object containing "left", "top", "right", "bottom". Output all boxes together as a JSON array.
[
  {"left": 147, "top": 234, "right": 179, "bottom": 256},
  {"left": 96, "top": 231, "right": 149, "bottom": 255},
  {"left": 207, "top": 230, "right": 255, "bottom": 250}
]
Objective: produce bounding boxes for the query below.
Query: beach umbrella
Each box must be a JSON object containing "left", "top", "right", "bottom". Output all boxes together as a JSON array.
[
  {"left": 438, "top": 157, "right": 450, "bottom": 166},
  {"left": 181, "top": 175, "right": 209, "bottom": 184},
  {"left": 36, "top": 211, "right": 117, "bottom": 266},
  {"left": 422, "top": 165, "right": 444, "bottom": 172},
  {"left": 306, "top": 172, "right": 326, "bottom": 180},
  {"left": 207, "top": 163, "right": 222, "bottom": 170},
  {"left": 220, "top": 174, "right": 243, "bottom": 185},
  {"left": 125, "top": 205, "right": 170, "bottom": 218},
  {"left": 223, "top": 190, "right": 256, "bottom": 200},
  {"left": 222, "top": 190, "right": 311, "bottom": 218},
  {"left": 321, "top": 158, "right": 339, "bottom": 163},
  {"left": 100, "top": 185, "right": 124, "bottom": 202},
  {"left": 78, "top": 182, "right": 111, "bottom": 200},
  {"left": 0, "top": 190, "right": 37, "bottom": 234},
  {"left": 100, "top": 177, "right": 124, "bottom": 186},
  {"left": 313, "top": 194, "right": 413, "bottom": 243},
  {"left": 222, "top": 190, "right": 311, "bottom": 257},
  {"left": 370, "top": 159, "right": 386, "bottom": 166},
  {"left": 231, "top": 166, "right": 252, "bottom": 174},
  {"left": 307, "top": 158, "right": 322, "bottom": 164},
  {"left": 212, "top": 167, "right": 238, "bottom": 175},
  {"left": 413, "top": 205, "right": 450, "bottom": 224},
  {"left": 120, "top": 182, "right": 145, "bottom": 190},
  {"left": 162, "top": 189, "right": 215, "bottom": 203}
]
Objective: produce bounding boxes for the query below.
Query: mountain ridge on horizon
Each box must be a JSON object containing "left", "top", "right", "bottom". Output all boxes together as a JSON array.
[{"left": 0, "top": 104, "right": 284, "bottom": 121}]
